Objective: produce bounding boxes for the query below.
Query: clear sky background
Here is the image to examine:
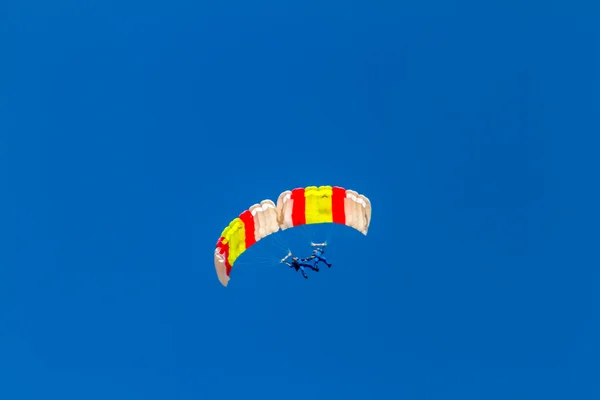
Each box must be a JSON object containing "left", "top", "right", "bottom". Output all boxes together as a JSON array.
[{"left": 2, "top": 1, "right": 599, "bottom": 399}]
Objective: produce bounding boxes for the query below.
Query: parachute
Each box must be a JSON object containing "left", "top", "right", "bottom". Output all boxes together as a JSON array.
[{"left": 213, "top": 185, "right": 372, "bottom": 287}]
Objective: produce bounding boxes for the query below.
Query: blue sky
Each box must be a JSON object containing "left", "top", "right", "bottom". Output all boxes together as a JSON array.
[{"left": 1, "top": 0, "right": 599, "bottom": 399}]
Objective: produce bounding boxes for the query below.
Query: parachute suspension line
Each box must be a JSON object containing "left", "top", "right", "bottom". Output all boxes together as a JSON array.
[
  {"left": 235, "top": 259, "right": 279, "bottom": 268},
  {"left": 261, "top": 229, "right": 291, "bottom": 265},
  {"left": 298, "top": 224, "right": 313, "bottom": 244},
  {"left": 236, "top": 253, "right": 282, "bottom": 268},
  {"left": 269, "top": 234, "right": 282, "bottom": 248},
  {"left": 269, "top": 239, "right": 288, "bottom": 252},
  {"left": 269, "top": 237, "right": 292, "bottom": 268},
  {"left": 280, "top": 230, "right": 291, "bottom": 249},
  {"left": 270, "top": 231, "right": 289, "bottom": 251},
  {"left": 324, "top": 223, "right": 335, "bottom": 245},
  {"left": 247, "top": 254, "right": 280, "bottom": 262},
  {"left": 235, "top": 259, "right": 270, "bottom": 265}
]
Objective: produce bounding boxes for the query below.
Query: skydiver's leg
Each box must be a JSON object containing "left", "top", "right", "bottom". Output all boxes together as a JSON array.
[
  {"left": 315, "top": 256, "right": 332, "bottom": 268},
  {"left": 301, "top": 262, "right": 318, "bottom": 272},
  {"left": 299, "top": 265, "right": 308, "bottom": 279}
]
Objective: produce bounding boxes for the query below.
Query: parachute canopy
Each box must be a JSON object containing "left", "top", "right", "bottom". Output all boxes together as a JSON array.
[{"left": 213, "top": 185, "right": 372, "bottom": 287}]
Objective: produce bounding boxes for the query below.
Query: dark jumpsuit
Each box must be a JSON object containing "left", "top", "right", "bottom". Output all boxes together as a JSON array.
[
  {"left": 289, "top": 258, "right": 317, "bottom": 278},
  {"left": 310, "top": 248, "right": 332, "bottom": 268}
]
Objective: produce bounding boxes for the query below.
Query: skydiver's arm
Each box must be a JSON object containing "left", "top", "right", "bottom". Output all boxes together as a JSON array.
[{"left": 280, "top": 251, "right": 292, "bottom": 263}]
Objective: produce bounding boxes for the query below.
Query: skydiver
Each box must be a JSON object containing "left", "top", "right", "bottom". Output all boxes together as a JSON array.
[
  {"left": 280, "top": 251, "right": 318, "bottom": 279},
  {"left": 306, "top": 242, "right": 332, "bottom": 268}
]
